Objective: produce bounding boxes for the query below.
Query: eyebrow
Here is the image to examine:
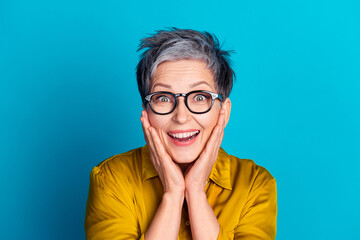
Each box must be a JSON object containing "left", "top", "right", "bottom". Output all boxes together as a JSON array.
[
  {"left": 190, "top": 81, "right": 212, "bottom": 88},
  {"left": 152, "top": 82, "right": 172, "bottom": 89},
  {"left": 152, "top": 81, "right": 212, "bottom": 90}
]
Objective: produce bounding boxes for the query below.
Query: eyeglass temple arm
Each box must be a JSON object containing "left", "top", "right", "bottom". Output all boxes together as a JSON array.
[{"left": 209, "top": 92, "right": 223, "bottom": 101}]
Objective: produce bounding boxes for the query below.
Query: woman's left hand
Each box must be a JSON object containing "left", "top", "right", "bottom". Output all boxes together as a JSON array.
[{"left": 184, "top": 107, "right": 227, "bottom": 194}]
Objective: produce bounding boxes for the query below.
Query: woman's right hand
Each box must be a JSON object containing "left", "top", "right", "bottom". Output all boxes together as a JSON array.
[{"left": 141, "top": 110, "right": 185, "bottom": 195}]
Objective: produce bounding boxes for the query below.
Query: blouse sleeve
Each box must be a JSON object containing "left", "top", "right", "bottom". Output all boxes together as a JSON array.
[
  {"left": 234, "top": 177, "right": 277, "bottom": 240},
  {"left": 84, "top": 167, "right": 144, "bottom": 240}
]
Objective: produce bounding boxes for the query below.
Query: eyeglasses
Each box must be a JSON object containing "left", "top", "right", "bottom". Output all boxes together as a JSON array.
[{"left": 144, "top": 90, "right": 223, "bottom": 115}]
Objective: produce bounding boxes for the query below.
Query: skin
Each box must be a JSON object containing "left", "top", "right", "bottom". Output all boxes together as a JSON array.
[{"left": 140, "top": 59, "right": 231, "bottom": 240}]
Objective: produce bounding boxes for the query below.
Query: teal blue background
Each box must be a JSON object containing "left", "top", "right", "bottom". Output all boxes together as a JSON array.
[{"left": 1, "top": 0, "right": 359, "bottom": 239}]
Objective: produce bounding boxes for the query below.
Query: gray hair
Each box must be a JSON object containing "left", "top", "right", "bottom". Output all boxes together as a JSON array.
[{"left": 136, "top": 28, "right": 235, "bottom": 104}]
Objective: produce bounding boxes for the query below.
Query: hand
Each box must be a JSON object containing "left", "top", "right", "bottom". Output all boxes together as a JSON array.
[
  {"left": 184, "top": 107, "right": 227, "bottom": 194},
  {"left": 141, "top": 110, "right": 185, "bottom": 195}
]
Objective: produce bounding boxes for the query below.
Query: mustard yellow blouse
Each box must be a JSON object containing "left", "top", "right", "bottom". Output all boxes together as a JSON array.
[{"left": 85, "top": 145, "right": 277, "bottom": 239}]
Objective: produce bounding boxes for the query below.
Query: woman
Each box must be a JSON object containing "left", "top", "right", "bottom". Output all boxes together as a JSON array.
[{"left": 85, "top": 28, "right": 277, "bottom": 240}]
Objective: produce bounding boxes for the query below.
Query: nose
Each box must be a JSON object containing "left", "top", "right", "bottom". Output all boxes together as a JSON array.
[{"left": 172, "top": 97, "right": 192, "bottom": 124}]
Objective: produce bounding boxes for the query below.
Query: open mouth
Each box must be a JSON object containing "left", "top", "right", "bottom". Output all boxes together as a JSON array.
[{"left": 167, "top": 130, "right": 200, "bottom": 142}]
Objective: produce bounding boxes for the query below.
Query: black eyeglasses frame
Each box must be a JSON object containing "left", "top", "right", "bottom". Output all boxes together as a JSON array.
[{"left": 144, "top": 90, "right": 223, "bottom": 115}]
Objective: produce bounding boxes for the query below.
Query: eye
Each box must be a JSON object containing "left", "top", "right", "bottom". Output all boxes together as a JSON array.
[
  {"left": 154, "top": 95, "right": 172, "bottom": 103},
  {"left": 193, "top": 94, "right": 207, "bottom": 101}
]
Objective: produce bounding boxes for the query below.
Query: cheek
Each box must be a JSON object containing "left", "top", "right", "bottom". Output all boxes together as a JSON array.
[
  {"left": 147, "top": 111, "right": 168, "bottom": 132},
  {"left": 196, "top": 110, "right": 219, "bottom": 134},
  {"left": 147, "top": 112, "right": 173, "bottom": 148}
]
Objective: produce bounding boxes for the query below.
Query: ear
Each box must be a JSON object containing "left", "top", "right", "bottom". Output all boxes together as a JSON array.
[
  {"left": 142, "top": 103, "right": 150, "bottom": 111},
  {"left": 222, "top": 98, "right": 231, "bottom": 128}
]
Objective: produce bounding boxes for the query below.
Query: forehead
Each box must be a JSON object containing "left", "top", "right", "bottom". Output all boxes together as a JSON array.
[{"left": 150, "top": 59, "right": 215, "bottom": 92}]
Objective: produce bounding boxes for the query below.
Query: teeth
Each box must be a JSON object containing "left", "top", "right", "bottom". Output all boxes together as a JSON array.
[{"left": 169, "top": 130, "right": 199, "bottom": 139}]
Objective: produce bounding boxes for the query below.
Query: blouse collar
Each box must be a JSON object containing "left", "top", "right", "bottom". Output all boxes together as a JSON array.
[{"left": 141, "top": 144, "right": 232, "bottom": 190}]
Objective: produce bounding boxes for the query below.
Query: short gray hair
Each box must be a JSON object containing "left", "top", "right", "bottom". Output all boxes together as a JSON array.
[{"left": 136, "top": 28, "right": 235, "bottom": 104}]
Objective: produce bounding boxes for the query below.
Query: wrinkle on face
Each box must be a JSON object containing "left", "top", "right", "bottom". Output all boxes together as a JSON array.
[
  {"left": 151, "top": 60, "right": 215, "bottom": 93},
  {"left": 147, "top": 59, "right": 222, "bottom": 164}
]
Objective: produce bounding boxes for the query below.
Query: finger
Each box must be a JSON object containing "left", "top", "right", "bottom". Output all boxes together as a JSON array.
[
  {"left": 140, "top": 111, "right": 151, "bottom": 143},
  {"left": 217, "top": 109, "right": 226, "bottom": 138},
  {"left": 149, "top": 126, "right": 171, "bottom": 163},
  {"left": 199, "top": 110, "right": 226, "bottom": 161},
  {"left": 209, "top": 125, "right": 223, "bottom": 155},
  {"left": 217, "top": 108, "right": 226, "bottom": 129},
  {"left": 143, "top": 126, "right": 164, "bottom": 170},
  {"left": 140, "top": 114, "right": 149, "bottom": 143},
  {"left": 142, "top": 111, "right": 175, "bottom": 170},
  {"left": 141, "top": 111, "right": 158, "bottom": 158},
  {"left": 208, "top": 109, "right": 226, "bottom": 148},
  {"left": 142, "top": 111, "right": 153, "bottom": 140},
  {"left": 214, "top": 109, "right": 226, "bottom": 148}
]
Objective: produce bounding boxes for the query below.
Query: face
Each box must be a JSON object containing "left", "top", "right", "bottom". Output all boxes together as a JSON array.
[{"left": 146, "top": 59, "right": 231, "bottom": 165}]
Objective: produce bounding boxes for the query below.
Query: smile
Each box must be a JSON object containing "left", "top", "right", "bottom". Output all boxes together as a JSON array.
[{"left": 167, "top": 130, "right": 200, "bottom": 146}]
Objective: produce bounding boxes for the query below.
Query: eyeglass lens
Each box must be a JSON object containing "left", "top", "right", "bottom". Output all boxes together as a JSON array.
[{"left": 150, "top": 92, "right": 213, "bottom": 114}]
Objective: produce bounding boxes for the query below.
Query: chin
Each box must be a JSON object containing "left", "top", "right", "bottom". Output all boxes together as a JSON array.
[{"left": 169, "top": 150, "right": 200, "bottom": 164}]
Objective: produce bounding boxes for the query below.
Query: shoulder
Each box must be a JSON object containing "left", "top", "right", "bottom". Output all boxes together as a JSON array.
[
  {"left": 97, "top": 147, "right": 143, "bottom": 171},
  {"left": 90, "top": 147, "right": 144, "bottom": 187},
  {"left": 226, "top": 152, "right": 275, "bottom": 192}
]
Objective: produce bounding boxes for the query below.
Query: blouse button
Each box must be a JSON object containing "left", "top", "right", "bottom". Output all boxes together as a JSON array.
[{"left": 185, "top": 220, "right": 190, "bottom": 226}]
